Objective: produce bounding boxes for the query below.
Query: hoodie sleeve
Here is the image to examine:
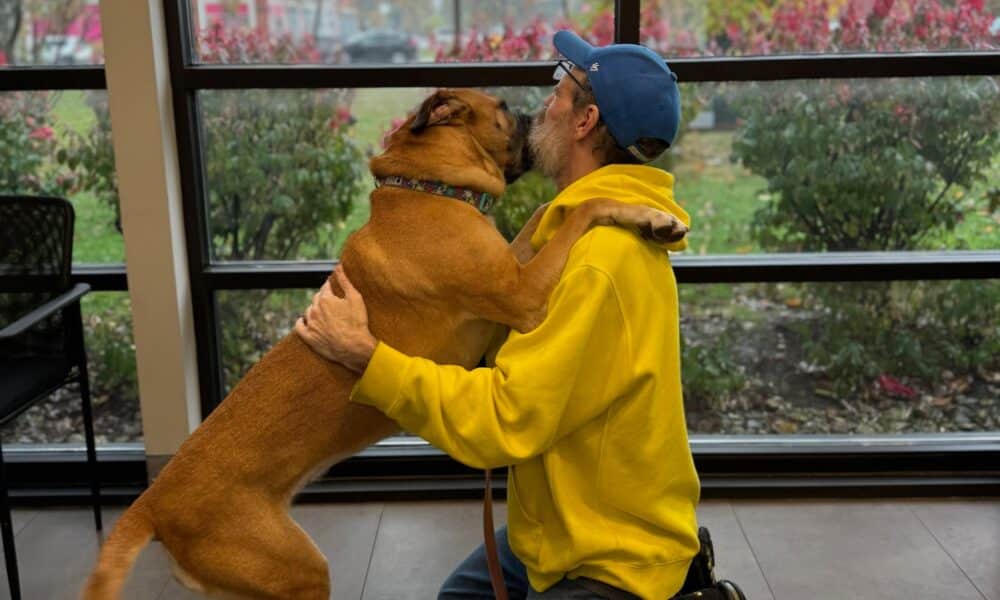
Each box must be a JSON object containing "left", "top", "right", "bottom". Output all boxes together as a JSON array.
[{"left": 350, "top": 265, "right": 631, "bottom": 469}]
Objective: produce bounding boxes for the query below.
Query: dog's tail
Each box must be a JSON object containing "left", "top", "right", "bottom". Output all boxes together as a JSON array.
[{"left": 81, "top": 501, "right": 155, "bottom": 600}]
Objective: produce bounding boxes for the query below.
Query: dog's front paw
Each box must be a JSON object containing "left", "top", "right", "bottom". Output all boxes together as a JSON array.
[{"left": 638, "top": 211, "right": 688, "bottom": 244}]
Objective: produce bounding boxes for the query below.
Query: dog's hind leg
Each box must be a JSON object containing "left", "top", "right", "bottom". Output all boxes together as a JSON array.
[
  {"left": 168, "top": 555, "right": 209, "bottom": 595},
  {"left": 167, "top": 510, "right": 330, "bottom": 600}
]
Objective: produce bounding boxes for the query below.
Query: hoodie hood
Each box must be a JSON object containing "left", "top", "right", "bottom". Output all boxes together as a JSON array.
[{"left": 530, "top": 164, "right": 690, "bottom": 252}]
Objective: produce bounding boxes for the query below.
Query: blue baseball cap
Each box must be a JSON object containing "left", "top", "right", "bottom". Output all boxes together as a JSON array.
[{"left": 553, "top": 30, "right": 681, "bottom": 162}]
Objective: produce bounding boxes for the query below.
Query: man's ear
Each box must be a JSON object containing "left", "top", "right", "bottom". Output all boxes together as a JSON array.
[
  {"left": 410, "top": 90, "right": 469, "bottom": 133},
  {"left": 575, "top": 104, "right": 602, "bottom": 140}
]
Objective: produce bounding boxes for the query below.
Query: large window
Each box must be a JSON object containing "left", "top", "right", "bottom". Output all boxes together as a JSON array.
[
  {"left": 681, "top": 281, "right": 998, "bottom": 435},
  {"left": 671, "top": 78, "right": 999, "bottom": 255},
  {"left": 199, "top": 85, "right": 552, "bottom": 262},
  {"left": 165, "top": 0, "right": 998, "bottom": 452},
  {"left": 0, "top": 81, "right": 139, "bottom": 445},
  {"left": 0, "top": 1, "right": 993, "bottom": 497}
]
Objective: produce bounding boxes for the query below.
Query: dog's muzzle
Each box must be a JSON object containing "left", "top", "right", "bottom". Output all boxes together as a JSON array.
[{"left": 504, "top": 112, "right": 535, "bottom": 184}]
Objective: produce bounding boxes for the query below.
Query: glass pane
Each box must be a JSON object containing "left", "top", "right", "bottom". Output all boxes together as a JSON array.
[
  {"left": 681, "top": 280, "right": 999, "bottom": 435},
  {"left": 200, "top": 86, "right": 551, "bottom": 262},
  {"left": 640, "top": 0, "right": 1000, "bottom": 57},
  {"left": 201, "top": 78, "right": 999, "bottom": 262},
  {"left": 218, "top": 281, "right": 998, "bottom": 438},
  {"left": 189, "top": 0, "right": 612, "bottom": 64},
  {"left": 0, "top": 0, "right": 103, "bottom": 66},
  {"left": 0, "top": 292, "right": 141, "bottom": 444},
  {"left": 662, "top": 77, "right": 1000, "bottom": 254},
  {"left": 216, "top": 288, "right": 313, "bottom": 393},
  {"left": 218, "top": 288, "right": 421, "bottom": 440},
  {"left": 0, "top": 90, "right": 124, "bottom": 264}
]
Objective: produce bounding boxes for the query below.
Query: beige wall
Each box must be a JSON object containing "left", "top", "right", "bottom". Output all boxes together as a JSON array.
[{"left": 99, "top": 0, "right": 202, "bottom": 474}]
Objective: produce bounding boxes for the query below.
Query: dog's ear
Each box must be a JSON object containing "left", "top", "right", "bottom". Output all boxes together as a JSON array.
[{"left": 410, "top": 90, "right": 469, "bottom": 133}]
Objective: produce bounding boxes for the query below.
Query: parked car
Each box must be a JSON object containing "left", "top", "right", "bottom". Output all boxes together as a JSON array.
[
  {"left": 341, "top": 30, "right": 417, "bottom": 64},
  {"left": 38, "top": 35, "right": 94, "bottom": 65}
]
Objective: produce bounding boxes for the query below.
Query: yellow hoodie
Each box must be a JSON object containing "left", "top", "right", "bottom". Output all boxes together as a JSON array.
[{"left": 351, "top": 164, "right": 700, "bottom": 599}]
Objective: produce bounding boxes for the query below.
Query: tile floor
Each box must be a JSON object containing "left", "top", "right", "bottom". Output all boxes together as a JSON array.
[{"left": 0, "top": 498, "right": 996, "bottom": 599}]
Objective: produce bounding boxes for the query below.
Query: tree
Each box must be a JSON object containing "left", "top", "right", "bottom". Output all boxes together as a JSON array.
[{"left": 0, "top": 0, "right": 22, "bottom": 65}]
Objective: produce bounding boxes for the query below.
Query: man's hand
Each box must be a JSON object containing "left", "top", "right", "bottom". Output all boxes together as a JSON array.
[{"left": 295, "top": 265, "right": 377, "bottom": 374}]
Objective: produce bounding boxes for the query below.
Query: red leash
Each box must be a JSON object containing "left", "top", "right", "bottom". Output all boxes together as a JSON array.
[{"left": 484, "top": 469, "right": 509, "bottom": 600}]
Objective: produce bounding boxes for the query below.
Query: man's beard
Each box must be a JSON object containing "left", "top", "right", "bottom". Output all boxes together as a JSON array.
[{"left": 528, "top": 109, "right": 571, "bottom": 180}]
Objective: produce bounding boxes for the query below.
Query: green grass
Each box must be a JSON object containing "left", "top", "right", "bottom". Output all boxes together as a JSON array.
[
  {"left": 325, "top": 88, "right": 425, "bottom": 255},
  {"left": 52, "top": 90, "right": 96, "bottom": 137},
  {"left": 350, "top": 88, "right": 425, "bottom": 150},
  {"left": 670, "top": 130, "right": 768, "bottom": 256},
  {"left": 923, "top": 153, "right": 1000, "bottom": 251},
  {"left": 71, "top": 191, "right": 125, "bottom": 263},
  {"left": 46, "top": 91, "right": 126, "bottom": 264}
]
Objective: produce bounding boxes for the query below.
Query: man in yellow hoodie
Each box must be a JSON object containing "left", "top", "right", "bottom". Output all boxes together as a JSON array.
[{"left": 297, "top": 31, "right": 703, "bottom": 599}]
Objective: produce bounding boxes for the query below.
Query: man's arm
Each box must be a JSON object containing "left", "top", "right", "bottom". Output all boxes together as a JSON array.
[{"left": 297, "top": 264, "right": 631, "bottom": 469}]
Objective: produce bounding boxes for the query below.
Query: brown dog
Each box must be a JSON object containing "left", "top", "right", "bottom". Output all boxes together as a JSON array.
[{"left": 82, "top": 88, "right": 687, "bottom": 599}]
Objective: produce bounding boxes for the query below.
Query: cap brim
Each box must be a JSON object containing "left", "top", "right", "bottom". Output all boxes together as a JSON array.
[{"left": 553, "top": 30, "right": 593, "bottom": 69}]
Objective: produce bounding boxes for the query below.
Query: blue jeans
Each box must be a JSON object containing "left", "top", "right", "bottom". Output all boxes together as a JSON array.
[{"left": 438, "top": 527, "right": 610, "bottom": 599}]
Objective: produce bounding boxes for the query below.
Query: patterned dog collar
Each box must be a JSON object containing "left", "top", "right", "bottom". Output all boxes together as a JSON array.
[{"left": 374, "top": 175, "right": 496, "bottom": 214}]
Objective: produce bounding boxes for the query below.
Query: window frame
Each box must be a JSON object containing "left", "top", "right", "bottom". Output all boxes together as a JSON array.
[
  {"left": 160, "top": 0, "right": 999, "bottom": 493},
  {"left": 2, "top": 0, "right": 997, "bottom": 498}
]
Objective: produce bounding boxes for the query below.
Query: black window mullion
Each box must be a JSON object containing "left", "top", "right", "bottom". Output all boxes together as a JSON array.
[
  {"left": 0, "top": 67, "right": 106, "bottom": 91},
  {"left": 181, "top": 63, "right": 557, "bottom": 89},
  {"left": 199, "top": 251, "right": 1000, "bottom": 290},
  {"left": 615, "top": 0, "right": 641, "bottom": 45},
  {"left": 163, "top": 0, "right": 225, "bottom": 416},
  {"left": 173, "top": 52, "right": 999, "bottom": 91},
  {"left": 670, "top": 51, "right": 1000, "bottom": 82}
]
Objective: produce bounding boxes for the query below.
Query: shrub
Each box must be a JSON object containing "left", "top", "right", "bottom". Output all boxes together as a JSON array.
[
  {"left": 681, "top": 331, "right": 747, "bottom": 412},
  {"left": 733, "top": 77, "right": 999, "bottom": 252},
  {"left": 202, "top": 88, "right": 366, "bottom": 261},
  {"left": 726, "top": 0, "right": 1000, "bottom": 396},
  {"left": 82, "top": 295, "right": 138, "bottom": 411},
  {"left": 494, "top": 171, "right": 558, "bottom": 242},
  {"left": 794, "top": 281, "right": 1000, "bottom": 396},
  {"left": 730, "top": 0, "right": 999, "bottom": 252},
  {"left": 0, "top": 92, "right": 76, "bottom": 196},
  {"left": 219, "top": 290, "right": 311, "bottom": 391},
  {"left": 197, "top": 24, "right": 367, "bottom": 261}
]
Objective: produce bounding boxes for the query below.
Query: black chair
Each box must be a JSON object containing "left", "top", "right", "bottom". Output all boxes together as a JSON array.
[{"left": 0, "top": 196, "right": 102, "bottom": 600}]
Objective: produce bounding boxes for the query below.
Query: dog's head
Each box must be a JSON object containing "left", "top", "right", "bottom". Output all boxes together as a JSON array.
[{"left": 408, "top": 88, "right": 534, "bottom": 184}]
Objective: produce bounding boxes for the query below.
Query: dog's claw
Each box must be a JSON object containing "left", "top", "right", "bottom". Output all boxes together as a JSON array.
[{"left": 640, "top": 215, "right": 687, "bottom": 243}]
